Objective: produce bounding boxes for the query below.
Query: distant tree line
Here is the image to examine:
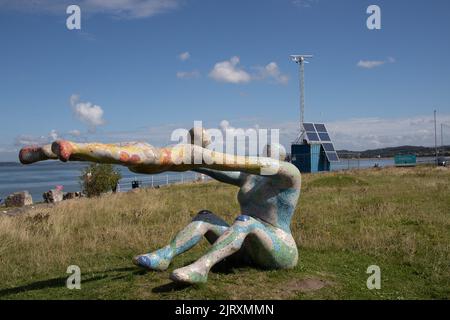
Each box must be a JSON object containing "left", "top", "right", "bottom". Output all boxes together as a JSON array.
[{"left": 337, "top": 145, "right": 450, "bottom": 159}]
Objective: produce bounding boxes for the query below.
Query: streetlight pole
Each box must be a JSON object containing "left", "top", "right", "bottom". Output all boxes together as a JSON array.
[{"left": 434, "top": 110, "right": 438, "bottom": 164}]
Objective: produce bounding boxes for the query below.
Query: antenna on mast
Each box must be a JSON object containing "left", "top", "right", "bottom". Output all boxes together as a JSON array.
[{"left": 290, "top": 54, "right": 313, "bottom": 143}]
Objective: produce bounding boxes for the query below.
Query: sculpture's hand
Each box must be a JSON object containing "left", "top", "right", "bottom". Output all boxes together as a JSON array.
[{"left": 19, "top": 144, "right": 58, "bottom": 164}]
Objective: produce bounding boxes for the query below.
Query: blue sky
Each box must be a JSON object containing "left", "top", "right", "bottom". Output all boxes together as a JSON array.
[{"left": 1, "top": 0, "right": 450, "bottom": 160}]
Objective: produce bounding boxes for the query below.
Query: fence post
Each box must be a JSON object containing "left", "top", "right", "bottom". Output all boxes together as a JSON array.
[
  {"left": 166, "top": 174, "right": 169, "bottom": 185},
  {"left": 181, "top": 173, "right": 184, "bottom": 183},
  {"left": 151, "top": 176, "right": 154, "bottom": 187}
]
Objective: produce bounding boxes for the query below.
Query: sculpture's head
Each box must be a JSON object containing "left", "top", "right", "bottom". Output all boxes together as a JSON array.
[
  {"left": 188, "top": 127, "right": 211, "bottom": 148},
  {"left": 263, "top": 143, "right": 286, "bottom": 161}
]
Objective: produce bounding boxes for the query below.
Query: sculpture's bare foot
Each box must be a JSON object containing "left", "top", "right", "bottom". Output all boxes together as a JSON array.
[
  {"left": 51, "top": 140, "right": 74, "bottom": 162},
  {"left": 170, "top": 263, "right": 208, "bottom": 284},
  {"left": 132, "top": 247, "right": 173, "bottom": 271}
]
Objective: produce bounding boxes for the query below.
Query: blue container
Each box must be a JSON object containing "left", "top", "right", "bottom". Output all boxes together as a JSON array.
[{"left": 291, "top": 143, "right": 330, "bottom": 173}]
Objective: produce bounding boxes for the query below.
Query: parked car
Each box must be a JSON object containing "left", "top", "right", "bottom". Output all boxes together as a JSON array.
[{"left": 437, "top": 157, "right": 447, "bottom": 166}]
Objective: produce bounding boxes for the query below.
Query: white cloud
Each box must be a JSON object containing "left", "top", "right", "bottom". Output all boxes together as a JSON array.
[
  {"left": 69, "top": 94, "right": 79, "bottom": 106},
  {"left": 254, "top": 62, "right": 289, "bottom": 84},
  {"left": 209, "top": 56, "right": 252, "bottom": 84},
  {"left": 219, "top": 119, "right": 253, "bottom": 135},
  {"left": 68, "top": 129, "right": 81, "bottom": 137},
  {"left": 357, "top": 57, "right": 395, "bottom": 69},
  {"left": 209, "top": 57, "right": 288, "bottom": 85},
  {"left": 14, "top": 129, "right": 59, "bottom": 146},
  {"left": 14, "top": 135, "right": 48, "bottom": 146},
  {"left": 70, "top": 94, "right": 105, "bottom": 131},
  {"left": 89, "top": 123, "right": 186, "bottom": 147},
  {"left": 176, "top": 70, "right": 200, "bottom": 79},
  {"left": 49, "top": 129, "right": 58, "bottom": 140},
  {"left": 0, "top": 0, "right": 181, "bottom": 19},
  {"left": 357, "top": 60, "right": 385, "bottom": 69},
  {"left": 178, "top": 51, "right": 190, "bottom": 61}
]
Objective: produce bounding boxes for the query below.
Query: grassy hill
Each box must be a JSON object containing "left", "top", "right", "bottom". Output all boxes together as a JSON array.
[{"left": 0, "top": 166, "right": 449, "bottom": 299}]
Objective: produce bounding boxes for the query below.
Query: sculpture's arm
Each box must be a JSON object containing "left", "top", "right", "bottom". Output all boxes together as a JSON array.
[
  {"left": 19, "top": 140, "right": 290, "bottom": 179},
  {"left": 193, "top": 168, "right": 244, "bottom": 187}
]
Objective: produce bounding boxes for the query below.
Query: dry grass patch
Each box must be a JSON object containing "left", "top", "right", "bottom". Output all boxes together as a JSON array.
[{"left": 0, "top": 166, "right": 449, "bottom": 299}]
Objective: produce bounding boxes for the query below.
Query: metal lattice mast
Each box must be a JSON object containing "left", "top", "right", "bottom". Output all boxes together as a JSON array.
[{"left": 290, "top": 54, "right": 313, "bottom": 143}]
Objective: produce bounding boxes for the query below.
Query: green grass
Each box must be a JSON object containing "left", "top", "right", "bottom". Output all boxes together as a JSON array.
[{"left": 0, "top": 166, "right": 449, "bottom": 299}]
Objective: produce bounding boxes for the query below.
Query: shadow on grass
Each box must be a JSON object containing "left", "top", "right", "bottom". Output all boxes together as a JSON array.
[
  {"left": 0, "top": 275, "right": 107, "bottom": 297},
  {"left": 0, "top": 257, "right": 259, "bottom": 298},
  {"left": 0, "top": 266, "right": 146, "bottom": 298}
]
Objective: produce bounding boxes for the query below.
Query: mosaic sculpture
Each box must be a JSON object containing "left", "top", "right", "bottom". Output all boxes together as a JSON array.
[{"left": 19, "top": 129, "right": 301, "bottom": 284}]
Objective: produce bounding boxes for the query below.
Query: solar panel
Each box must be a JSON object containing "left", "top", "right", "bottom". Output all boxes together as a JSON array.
[
  {"left": 318, "top": 132, "right": 331, "bottom": 142},
  {"left": 314, "top": 123, "right": 327, "bottom": 132},
  {"left": 301, "top": 122, "right": 340, "bottom": 162},
  {"left": 322, "top": 142, "right": 335, "bottom": 152},
  {"left": 306, "top": 131, "right": 320, "bottom": 141},
  {"left": 302, "top": 123, "right": 316, "bottom": 132},
  {"left": 326, "top": 152, "right": 339, "bottom": 162}
]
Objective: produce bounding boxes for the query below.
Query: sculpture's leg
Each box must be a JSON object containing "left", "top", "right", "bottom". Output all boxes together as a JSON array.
[
  {"left": 169, "top": 215, "right": 298, "bottom": 284},
  {"left": 133, "top": 210, "right": 229, "bottom": 271}
]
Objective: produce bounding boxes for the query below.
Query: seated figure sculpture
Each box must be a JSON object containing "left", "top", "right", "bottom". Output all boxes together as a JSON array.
[{"left": 19, "top": 128, "right": 301, "bottom": 284}]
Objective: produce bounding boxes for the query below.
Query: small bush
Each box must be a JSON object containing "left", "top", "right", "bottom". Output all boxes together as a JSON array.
[{"left": 80, "top": 164, "right": 122, "bottom": 197}]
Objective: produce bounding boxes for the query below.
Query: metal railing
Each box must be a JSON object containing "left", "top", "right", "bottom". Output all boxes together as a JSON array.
[
  {"left": 116, "top": 172, "right": 211, "bottom": 193},
  {"left": 118, "top": 154, "right": 441, "bottom": 192}
]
